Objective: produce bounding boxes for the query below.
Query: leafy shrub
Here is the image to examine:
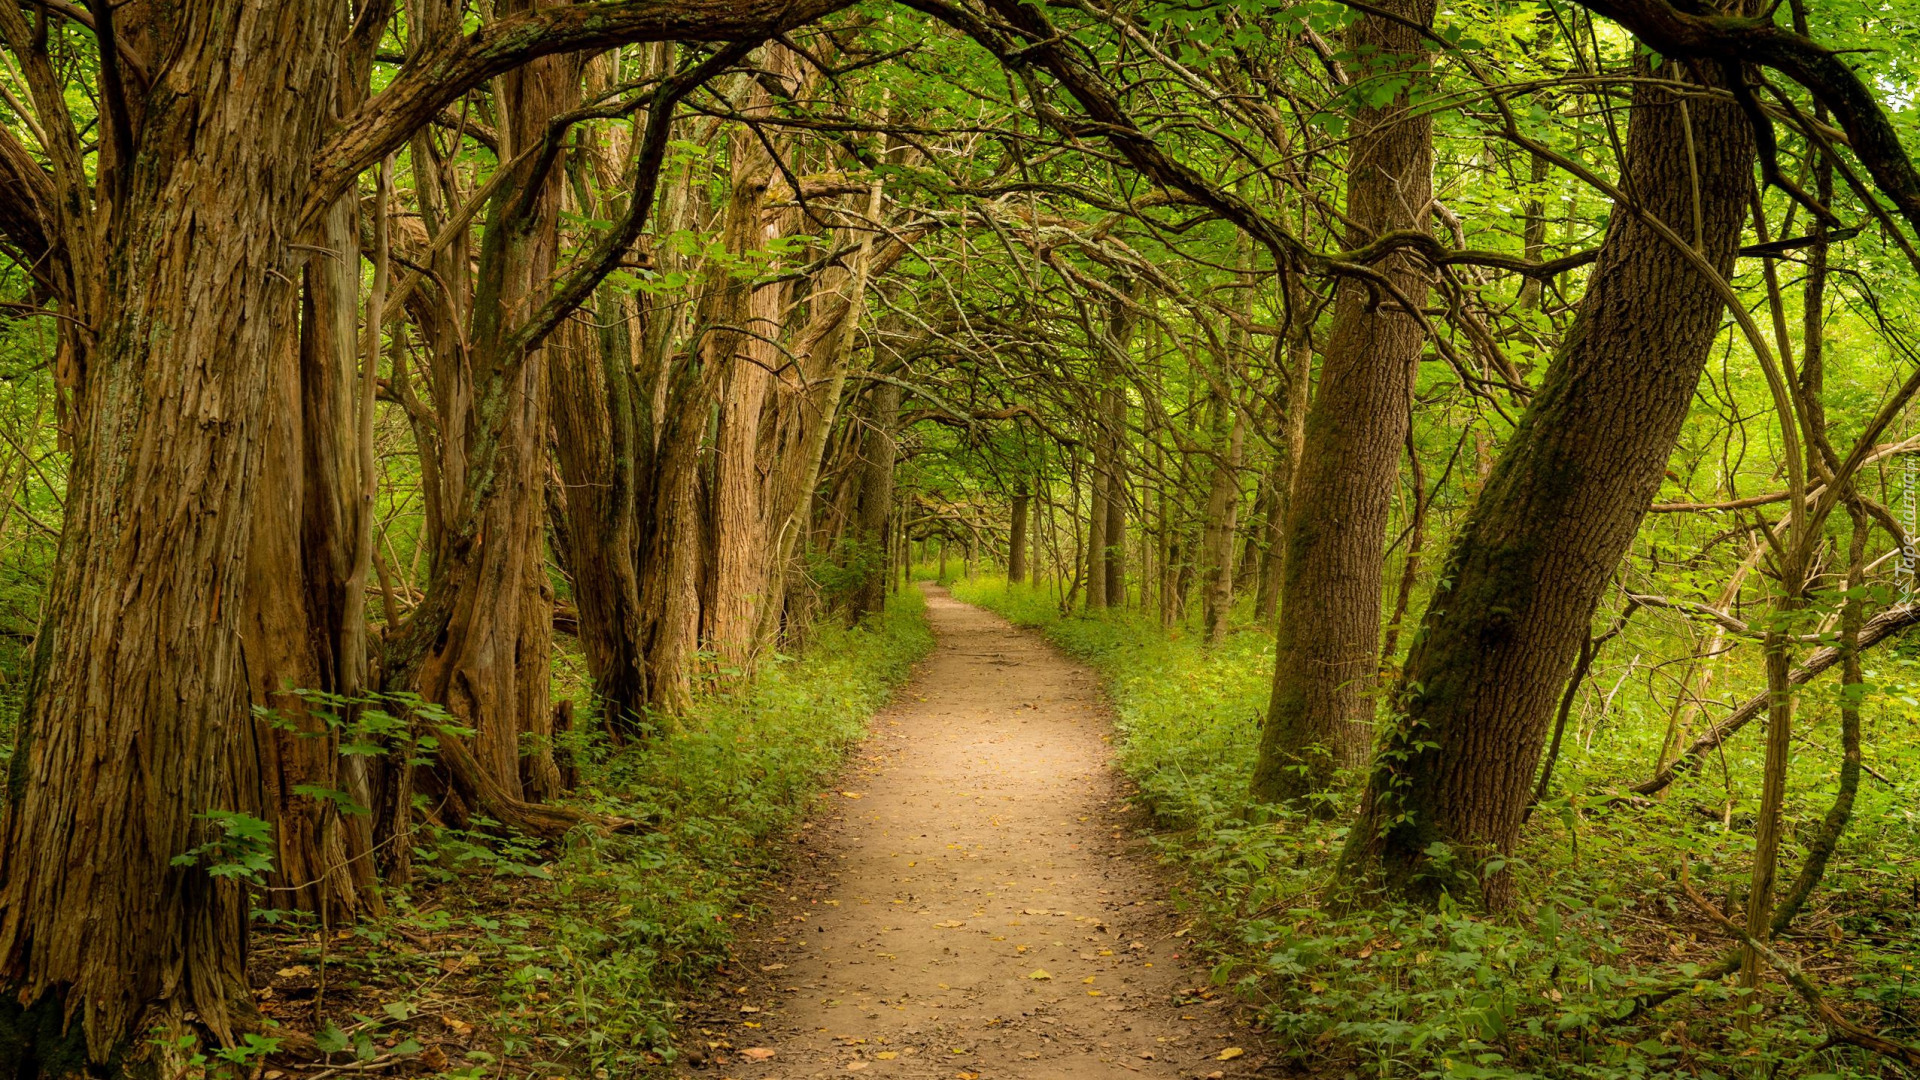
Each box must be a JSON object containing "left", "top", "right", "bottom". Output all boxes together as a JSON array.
[{"left": 952, "top": 577, "right": 1913, "bottom": 1079}]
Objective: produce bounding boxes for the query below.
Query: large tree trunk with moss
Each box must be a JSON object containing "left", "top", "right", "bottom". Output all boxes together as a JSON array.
[
  {"left": 1249, "top": 0, "right": 1436, "bottom": 804},
  {"left": 0, "top": 0, "right": 340, "bottom": 1067},
  {"left": 1337, "top": 67, "right": 1755, "bottom": 905}
]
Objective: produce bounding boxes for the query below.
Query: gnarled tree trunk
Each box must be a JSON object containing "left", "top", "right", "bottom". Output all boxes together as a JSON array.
[{"left": 0, "top": 0, "right": 340, "bottom": 1065}]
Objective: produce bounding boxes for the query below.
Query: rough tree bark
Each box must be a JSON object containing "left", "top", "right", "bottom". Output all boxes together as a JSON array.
[
  {"left": 1337, "top": 65, "right": 1756, "bottom": 905},
  {"left": 704, "top": 76, "right": 791, "bottom": 667},
  {"left": 0, "top": 0, "right": 340, "bottom": 1065},
  {"left": 244, "top": 5, "right": 392, "bottom": 920},
  {"left": 548, "top": 295, "right": 649, "bottom": 729},
  {"left": 1250, "top": 0, "right": 1436, "bottom": 804},
  {"left": 412, "top": 22, "right": 575, "bottom": 803}
]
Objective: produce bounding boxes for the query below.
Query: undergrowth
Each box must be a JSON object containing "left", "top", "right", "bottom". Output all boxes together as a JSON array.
[
  {"left": 250, "top": 589, "right": 933, "bottom": 1079},
  {"left": 950, "top": 576, "right": 1919, "bottom": 1080}
]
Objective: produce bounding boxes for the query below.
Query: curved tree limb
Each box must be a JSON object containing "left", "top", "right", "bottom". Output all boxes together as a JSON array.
[
  {"left": 302, "top": 0, "right": 857, "bottom": 231},
  {"left": 1573, "top": 0, "right": 1920, "bottom": 244},
  {"left": 1626, "top": 602, "right": 1919, "bottom": 797}
]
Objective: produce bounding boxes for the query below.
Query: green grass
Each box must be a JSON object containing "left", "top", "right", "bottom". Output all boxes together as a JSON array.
[
  {"left": 254, "top": 588, "right": 935, "bottom": 1078},
  {"left": 951, "top": 576, "right": 1920, "bottom": 1080}
]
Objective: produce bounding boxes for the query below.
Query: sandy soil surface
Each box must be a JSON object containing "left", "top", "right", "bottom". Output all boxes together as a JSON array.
[{"left": 675, "top": 586, "right": 1277, "bottom": 1080}]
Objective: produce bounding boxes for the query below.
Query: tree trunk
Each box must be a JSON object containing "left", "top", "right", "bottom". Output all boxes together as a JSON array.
[
  {"left": 1337, "top": 65, "right": 1755, "bottom": 905},
  {"left": 413, "top": 36, "right": 575, "bottom": 803},
  {"left": 1008, "top": 491, "right": 1030, "bottom": 584},
  {"left": 1201, "top": 393, "right": 1244, "bottom": 645},
  {"left": 242, "top": 0, "right": 392, "bottom": 922},
  {"left": 0, "top": 0, "right": 340, "bottom": 1064},
  {"left": 1103, "top": 383, "right": 1127, "bottom": 607},
  {"left": 704, "top": 95, "right": 789, "bottom": 666},
  {"left": 1255, "top": 322, "right": 1314, "bottom": 622},
  {"left": 1516, "top": 151, "right": 1550, "bottom": 311},
  {"left": 548, "top": 298, "right": 649, "bottom": 730},
  {"left": 847, "top": 382, "right": 902, "bottom": 621},
  {"left": 1085, "top": 438, "right": 1109, "bottom": 610},
  {"left": 1250, "top": 0, "right": 1436, "bottom": 804},
  {"left": 241, "top": 196, "right": 383, "bottom": 921}
]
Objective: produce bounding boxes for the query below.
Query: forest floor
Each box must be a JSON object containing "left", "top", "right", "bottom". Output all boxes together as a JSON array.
[{"left": 672, "top": 586, "right": 1277, "bottom": 1080}]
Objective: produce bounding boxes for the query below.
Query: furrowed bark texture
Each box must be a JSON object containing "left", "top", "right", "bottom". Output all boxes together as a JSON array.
[
  {"left": 0, "top": 0, "right": 340, "bottom": 1062},
  {"left": 244, "top": 15, "right": 390, "bottom": 920},
  {"left": 416, "top": 25, "right": 574, "bottom": 801},
  {"left": 704, "top": 107, "right": 787, "bottom": 667},
  {"left": 549, "top": 297, "right": 649, "bottom": 729},
  {"left": 1339, "top": 67, "right": 1755, "bottom": 905},
  {"left": 1250, "top": 0, "right": 1435, "bottom": 803}
]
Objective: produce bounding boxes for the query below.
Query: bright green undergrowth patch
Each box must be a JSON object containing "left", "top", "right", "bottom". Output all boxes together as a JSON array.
[
  {"left": 951, "top": 577, "right": 1919, "bottom": 1080},
  {"left": 257, "top": 590, "right": 933, "bottom": 1079}
]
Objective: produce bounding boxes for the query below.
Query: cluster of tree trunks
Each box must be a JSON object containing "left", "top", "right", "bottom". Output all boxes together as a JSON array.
[{"left": 0, "top": 8, "right": 896, "bottom": 1071}]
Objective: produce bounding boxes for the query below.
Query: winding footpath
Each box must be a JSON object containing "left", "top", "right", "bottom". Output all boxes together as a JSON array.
[{"left": 677, "top": 586, "right": 1275, "bottom": 1079}]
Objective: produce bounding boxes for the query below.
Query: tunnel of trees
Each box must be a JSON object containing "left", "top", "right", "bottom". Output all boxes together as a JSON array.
[{"left": 3, "top": 0, "right": 1920, "bottom": 1074}]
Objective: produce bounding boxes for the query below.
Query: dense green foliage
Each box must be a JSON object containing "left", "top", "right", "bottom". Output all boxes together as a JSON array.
[
  {"left": 247, "top": 590, "right": 932, "bottom": 1078},
  {"left": 954, "top": 577, "right": 1919, "bottom": 1079}
]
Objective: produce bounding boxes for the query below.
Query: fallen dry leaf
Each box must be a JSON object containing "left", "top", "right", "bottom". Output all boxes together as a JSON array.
[
  {"left": 933, "top": 920, "right": 965, "bottom": 928},
  {"left": 740, "top": 1048, "right": 776, "bottom": 1061},
  {"left": 1028, "top": 969, "right": 1052, "bottom": 980},
  {"left": 1217, "top": 1047, "right": 1244, "bottom": 1061}
]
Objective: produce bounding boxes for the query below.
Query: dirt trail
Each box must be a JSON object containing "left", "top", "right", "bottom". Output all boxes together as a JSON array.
[{"left": 678, "top": 586, "right": 1272, "bottom": 1079}]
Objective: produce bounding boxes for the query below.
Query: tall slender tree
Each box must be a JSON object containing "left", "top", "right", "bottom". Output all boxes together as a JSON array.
[{"left": 1250, "top": 0, "right": 1437, "bottom": 804}]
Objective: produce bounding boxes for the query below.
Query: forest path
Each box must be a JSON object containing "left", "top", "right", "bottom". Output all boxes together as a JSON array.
[{"left": 675, "top": 586, "right": 1274, "bottom": 1080}]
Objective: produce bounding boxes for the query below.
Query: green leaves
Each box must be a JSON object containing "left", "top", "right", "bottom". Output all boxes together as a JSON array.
[{"left": 170, "top": 809, "right": 275, "bottom": 884}]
